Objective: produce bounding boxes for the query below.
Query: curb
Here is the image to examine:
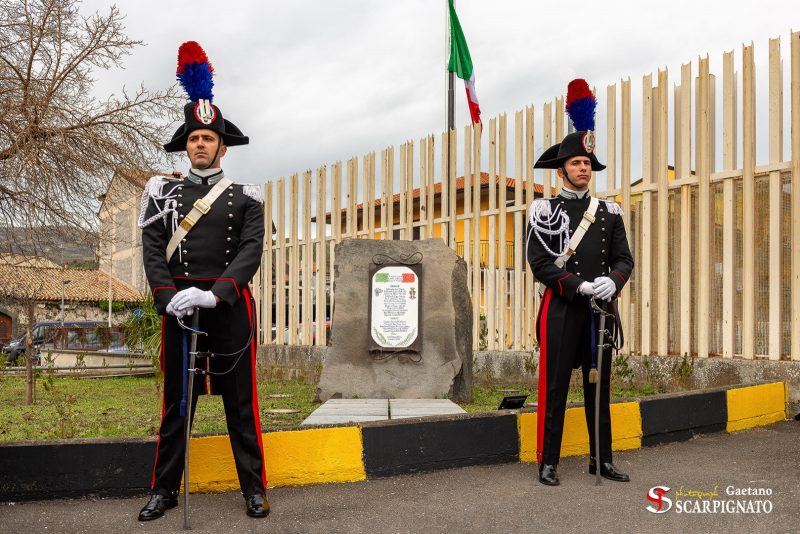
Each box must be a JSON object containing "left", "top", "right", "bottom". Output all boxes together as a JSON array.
[{"left": 0, "top": 381, "right": 788, "bottom": 501}]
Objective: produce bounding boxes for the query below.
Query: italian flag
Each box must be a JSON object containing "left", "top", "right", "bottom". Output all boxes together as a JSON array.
[{"left": 447, "top": 0, "right": 481, "bottom": 125}]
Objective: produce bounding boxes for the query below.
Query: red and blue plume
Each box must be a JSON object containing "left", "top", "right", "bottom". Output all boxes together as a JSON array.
[
  {"left": 176, "top": 41, "right": 214, "bottom": 102},
  {"left": 565, "top": 79, "right": 596, "bottom": 132}
]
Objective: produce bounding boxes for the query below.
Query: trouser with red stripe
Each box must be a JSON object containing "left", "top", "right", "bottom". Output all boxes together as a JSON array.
[
  {"left": 535, "top": 288, "right": 613, "bottom": 466},
  {"left": 150, "top": 284, "right": 266, "bottom": 497}
]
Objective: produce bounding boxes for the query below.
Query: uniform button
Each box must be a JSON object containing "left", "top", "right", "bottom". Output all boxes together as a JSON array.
[
  {"left": 177, "top": 194, "right": 182, "bottom": 198},
  {"left": 226, "top": 237, "right": 231, "bottom": 242},
  {"left": 602, "top": 238, "right": 606, "bottom": 242},
  {"left": 227, "top": 226, "right": 232, "bottom": 231},
  {"left": 228, "top": 213, "right": 233, "bottom": 218},
  {"left": 225, "top": 262, "right": 230, "bottom": 266},
  {"left": 228, "top": 192, "right": 234, "bottom": 197},
  {"left": 183, "top": 262, "right": 188, "bottom": 267},
  {"left": 178, "top": 203, "right": 183, "bottom": 207},
  {"left": 577, "top": 272, "right": 581, "bottom": 276},
  {"left": 179, "top": 214, "right": 185, "bottom": 219},
  {"left": 181, "top": 238, "right": 186, "bottom": 243},
  {"left": 601, "top": 227, "right": 605, "bottom": 231},
  {"left": 574, "top": 261, "right": 579, "bottom": 265},
  {"left": 601, "top": 249, "right": 606, "bottom": 253},
  {"left": 227, "top": 201, "right": 233, "bottom": 206},
  {"left": 184, "top": 272, "right": 189, "bottom": 276},
  {"left": 601, "top": 217, "right": 605, "bottom": 221},
  {"left": 225, "top": 250, "right": 230, "bottom": 254},
  {"left": 601, "top": 261, "right": 606, "bottom": 265},
  {"left": 228, "top": 186, "right": 233, "bottom": 190},
  {"left": 183, "top": 250, "right": 188, "bottom": 254}
]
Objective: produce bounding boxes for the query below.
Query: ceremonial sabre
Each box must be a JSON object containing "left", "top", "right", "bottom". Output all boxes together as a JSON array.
[
  {"left": 182, "top": 309, "right": 202, "bottom": 530},
  {"left": 590, "top": 298, "right": 614, "bottom": 486}
]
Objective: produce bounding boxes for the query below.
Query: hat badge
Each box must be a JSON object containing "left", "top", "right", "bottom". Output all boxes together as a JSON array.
[
  {"left": 193, "top": 98, "right": 216, "bottom": 125},
  {"left": 582, "top": 131, "right": 595, "bottom": 154}
]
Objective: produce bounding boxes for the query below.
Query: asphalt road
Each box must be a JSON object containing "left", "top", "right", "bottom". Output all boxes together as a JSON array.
[{"left": 2, "top": 421, "right": 798, "bottom": 533}]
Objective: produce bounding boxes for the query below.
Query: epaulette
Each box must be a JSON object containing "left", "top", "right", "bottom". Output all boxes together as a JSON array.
[
  {"left": 528, "top": 198, "right": 553, "bottom": 224},
  {"left": 603, "top": 200, "right": 623, "bottom": 216},
  {"left": 242, "top": 183, "right": 264, "bottom": 204}
]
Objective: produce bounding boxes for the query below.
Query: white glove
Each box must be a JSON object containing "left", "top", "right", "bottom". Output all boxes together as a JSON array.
[
  {"left": 167, "top": 302, "right": 194, "bottom": 318},
  {"left": 593, "top": 276, "right": 616, "bottom": 301},
  {"left": 170, "top": 287, "right": 217, "bottom": 313},
  {"left": 577, "top": 281, "right": 595, "bottom": 297}
]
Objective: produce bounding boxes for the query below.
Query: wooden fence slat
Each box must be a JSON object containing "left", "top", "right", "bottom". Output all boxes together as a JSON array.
[
  {"left": 678, "top": 62, "right": 692, "bottom": 357},
  {"left": 498, "top": 114, "right": 507, "bottom": 349},
  {"left": 276, "top": 178, "right": 286, "bottom": 345},
  {"left": 697, "top": 56, "right": 712, "bottom": 359},
  {"left": 792, "top": 30, "right": 800, "bottom": 361},
  {"left": 543, "top": 102, "right": 553, "bottom": 198},
  {"left": 657, "top": 68, "right": 669, "bottom": 356},
  {"left": 768, "top": 38, "right": 783, "bottom": 360},
  {"left": 742, "top": 44, "right": 756, "bottom": 360},
  {"left": 426, "top": 136, "right": 436, "bottom": 239},
  {"left": 487, "top": 117, "right": 497, "bottom": 350},
  {"left": 513, "top": 110, "right": 523, "bottom": 350},
  {"left": 419, "top": 140, "right": 428, "bottom": 239},
  {"left": 620, "top": 78, "right": 632, "bottom": 355},
  {"left": 302, "top": 171, "right": 312, "bottom": 345},
  {"left": 399, "top": 143, "right": 407, "bottom": 240},
  {"left": 463, "top": 125, "right": 472, "bottom": 276},
  {"left": 289, "top": 173, "right": 299, "bottom": 345},
  {"left": 640, "top": 73, "right": 653, "bottom": 357},
  {"left": 607, "top": 84, "right": 617, "bottom": 193},
  {"left": 472, "top": 123, "right": 482, "bottom": 350},
  {"left": 264, "top": 182, "right": 273, "bottom": 345},
  {"left": 316, "top": 166, "right": 327, "bottom": 345},
  {"left": 722, "top": 51, "right": 737, "bottom": 359},
  {"left": 387, "top": 147, "right": 395, "bottom": 240},
  {"left": 525, "top": 105, "right": 535, "bottom": 349},
  {"left": 406, "top": 141, "right": 415, "bottom": 238}
]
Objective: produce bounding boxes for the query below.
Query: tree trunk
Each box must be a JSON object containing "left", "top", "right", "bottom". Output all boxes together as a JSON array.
[{"left": 25, "top": 300, "right": 35, "bottom": 405}]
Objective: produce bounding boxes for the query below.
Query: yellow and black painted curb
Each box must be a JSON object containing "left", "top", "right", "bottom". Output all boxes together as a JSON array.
[{"left": 0, "top": 381, "right": 788, "bottom": 501}]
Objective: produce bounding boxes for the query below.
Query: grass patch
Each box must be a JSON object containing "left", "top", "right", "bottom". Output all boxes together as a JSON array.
[{"left": 0, "top": 374, "right": 662, "bottom": 442}]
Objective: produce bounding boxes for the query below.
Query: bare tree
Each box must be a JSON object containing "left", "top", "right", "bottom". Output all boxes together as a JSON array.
[{"left": 0, "top": 0, "right": 181, "bottom": 254}]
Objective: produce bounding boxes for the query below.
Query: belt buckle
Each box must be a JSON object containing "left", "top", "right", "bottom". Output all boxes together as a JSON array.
[
  {"left": 583, "top": 211, "right": 596, "bottom": 223},
  {"left": 193, "top": 199, "right": 211, "bottom": 215}
]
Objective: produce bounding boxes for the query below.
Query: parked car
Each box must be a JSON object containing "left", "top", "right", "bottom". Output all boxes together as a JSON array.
[{"left": 1, "top": 320, "right": 107, "bottom": 365}]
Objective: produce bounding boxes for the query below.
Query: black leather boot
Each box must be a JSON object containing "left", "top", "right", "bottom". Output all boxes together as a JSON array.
[
  {"left": 589, "top": 458, "right": 630, "bottom": 482},
  {"left": 538, "top": 463, "right": 560, "bottom": 486},
  {"left": 245, "top": 493, "right": 270, "bottom": 518},
  {"left": 137, "top": 492, "right": 178, "bottom": 521}
]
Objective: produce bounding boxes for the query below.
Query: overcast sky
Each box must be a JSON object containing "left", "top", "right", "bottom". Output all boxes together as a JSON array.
[{"left": 83, "top": 0, "right": 798, "bottom": 188}]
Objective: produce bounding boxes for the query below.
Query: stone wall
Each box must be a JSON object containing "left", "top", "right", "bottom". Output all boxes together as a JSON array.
[
  {"left": 3, "top": 300, "right": 132, "bottom": 338},
  {"left": 259, "top": 345, "right": 800, "bottom": 407}
]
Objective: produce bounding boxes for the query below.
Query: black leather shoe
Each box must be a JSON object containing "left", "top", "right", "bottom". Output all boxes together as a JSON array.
[
  {"left": 589, "top": 459, "right": 630, "bottom": 482},
  {"left": 245, "top": 493, "right": 270, "bottom": 518},
  {"left": 137, "top": 493, "right": 178, "bottom": 521},
  {"left": 538, "top": 463, "right": 560, "bottom": 486}
]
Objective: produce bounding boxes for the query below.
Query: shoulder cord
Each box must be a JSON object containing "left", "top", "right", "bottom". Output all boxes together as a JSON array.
[
  {"left": 138, "top": 182, "right": 182, "bottom": 229},
  {"left": 528, "top": 203, "right": 570, "bottom": 258}
]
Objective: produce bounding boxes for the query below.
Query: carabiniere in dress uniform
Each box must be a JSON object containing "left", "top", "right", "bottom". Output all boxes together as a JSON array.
[
  {"left": 137, "top": 41, "right": 269, "bottom": 522},
  {"left": 526, "top": 78, "right": 634, "bottom": 487}
]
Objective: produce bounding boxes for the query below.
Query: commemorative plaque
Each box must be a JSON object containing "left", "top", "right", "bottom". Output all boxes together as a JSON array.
[{"left": 368, "top": 263, "right": 422, "bottom": 352}]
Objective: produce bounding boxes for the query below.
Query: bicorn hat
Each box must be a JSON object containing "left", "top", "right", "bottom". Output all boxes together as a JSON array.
[
  {"left": 163, "top": 41, "right": 249, "bottom": 153},
  {"left": 534, "top": 79, "right": 605, "bottom": 171}
]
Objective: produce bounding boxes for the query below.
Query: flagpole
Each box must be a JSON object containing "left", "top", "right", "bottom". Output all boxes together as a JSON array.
[{"left": 446, "top": 0, "right": 454, "bottom": 244}]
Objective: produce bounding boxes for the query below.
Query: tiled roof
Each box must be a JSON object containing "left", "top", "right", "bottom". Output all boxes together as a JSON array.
[
  {"left": 0, "top": 254, "right": 60, "bottom": 268},
  {"left": 0, "top": 265, "right": 142, "bottom": 303}
]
